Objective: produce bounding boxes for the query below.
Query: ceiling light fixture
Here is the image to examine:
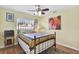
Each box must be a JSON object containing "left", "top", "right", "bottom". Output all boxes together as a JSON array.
[{"left": 34, "top": 11, "right": 41, "bottom": 16}]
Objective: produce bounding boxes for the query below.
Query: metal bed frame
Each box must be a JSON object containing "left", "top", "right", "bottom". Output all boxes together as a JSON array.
[{"left": 17, "top": 23, "right": 56, "bottom": 54}]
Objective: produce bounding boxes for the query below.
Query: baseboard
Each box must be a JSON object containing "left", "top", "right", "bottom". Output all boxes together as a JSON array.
[{"left": 57, "top": 42, "right": 79, "bottom": 51}]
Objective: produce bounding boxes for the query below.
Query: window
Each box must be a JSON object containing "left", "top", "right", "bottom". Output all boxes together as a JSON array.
[{"left": 17, "top": 18, "right": 36, "bottom": 34}]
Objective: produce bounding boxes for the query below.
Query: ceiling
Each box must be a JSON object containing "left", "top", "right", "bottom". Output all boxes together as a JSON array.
[{"left": 0, "top": 5, "right": 76, "bottom": 16}]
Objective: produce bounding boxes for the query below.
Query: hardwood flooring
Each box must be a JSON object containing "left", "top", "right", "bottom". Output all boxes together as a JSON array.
[
  {"left": 0, "top": 44, "right": 79, "bottom": 54},
  {"left": 0, "top": 45, "right": 22, "bottom": 54},
  {"left": 56, "top": 44, "right": 79, "bottom": 54}
]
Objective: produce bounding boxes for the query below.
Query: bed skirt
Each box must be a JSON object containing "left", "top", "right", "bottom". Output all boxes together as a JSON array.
[{"left": 18, "top": 38, "right": 54, "bottom": 54}]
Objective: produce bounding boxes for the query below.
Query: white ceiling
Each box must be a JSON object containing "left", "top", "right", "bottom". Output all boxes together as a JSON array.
[{"left": 0, "top": 5, "right": 76, "bottom": 16}]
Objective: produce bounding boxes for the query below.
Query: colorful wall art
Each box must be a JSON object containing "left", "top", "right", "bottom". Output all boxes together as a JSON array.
[{"left": 49, "top": 16, "right": 61, "bottom": 30}]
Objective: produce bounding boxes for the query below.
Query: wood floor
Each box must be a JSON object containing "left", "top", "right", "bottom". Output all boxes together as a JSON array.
[
  {"left": 0, "top": 44, "right": 79, "bottom": 54},
  {"left": 56, "top": 44, "right": 79, "bottom": 54},
  {"left": 0, "top": 45, "right": 22, "bottom": 54}
]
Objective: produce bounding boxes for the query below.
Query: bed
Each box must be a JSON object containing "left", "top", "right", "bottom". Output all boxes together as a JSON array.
[
  {"left": 17, "top": 32, "right": 56, "bottom": 54},
  {"left": 17, "top": 18, "right": 56, "bottom": 54}
]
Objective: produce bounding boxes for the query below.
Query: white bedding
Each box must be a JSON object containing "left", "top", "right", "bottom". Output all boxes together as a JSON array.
[
  {"left": 18, "top": 38, "right": 54, "bottom": 54},
  {"left": 23, "top": 32, "right": 52, "bottom": 39},
  {"left": 18, "top": 38, "right": 30, "bottom": 53}
]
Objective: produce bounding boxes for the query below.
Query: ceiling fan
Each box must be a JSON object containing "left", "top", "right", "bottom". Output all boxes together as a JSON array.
[{"left": 28, "top": 5, "right": 49, "bottom": 15}]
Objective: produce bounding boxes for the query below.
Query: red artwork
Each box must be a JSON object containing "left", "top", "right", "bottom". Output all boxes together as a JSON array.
[{"left": 49, "top": 16, "right": 61, "bottom": 30}]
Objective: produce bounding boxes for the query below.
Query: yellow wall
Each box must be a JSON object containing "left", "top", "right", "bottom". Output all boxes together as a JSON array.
[
  {"left": 0, "top": 6, "right": 79, "bottom": 50},
  {"left": 0, "top": 7, "right": 40, "bottom": 48},
  {"left": 38, "top": 6, "right": 79, "bottom": 50}
]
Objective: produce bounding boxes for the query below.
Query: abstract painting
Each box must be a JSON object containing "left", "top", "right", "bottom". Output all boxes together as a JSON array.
[{"left": 49, "top": 16, "right": 61, "bottom": 30}]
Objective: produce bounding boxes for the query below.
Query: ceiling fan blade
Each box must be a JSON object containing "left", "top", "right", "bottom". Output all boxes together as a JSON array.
[
  {"left": 42, "top": 8, "right": 49, "bottom": 11},
  {"left": 42, "top": 12, "right": 45, "bottom": 15}
]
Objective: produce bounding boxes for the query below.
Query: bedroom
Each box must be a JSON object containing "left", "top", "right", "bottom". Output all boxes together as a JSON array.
[{"left": 0, "top": 5, "right": 79, "bottom": 54}]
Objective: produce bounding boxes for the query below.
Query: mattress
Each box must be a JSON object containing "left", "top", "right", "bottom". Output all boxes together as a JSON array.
[{"left": 23, "top": 32, "right": 53, "bottom": 39}]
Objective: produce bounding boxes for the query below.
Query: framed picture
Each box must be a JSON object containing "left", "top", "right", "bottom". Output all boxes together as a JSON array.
[
  {"left": 49, "top": 16, "right": 61, "bottom": 30},
  {"left": 6, "top": 12, "right": 14, "bottom": 22}
]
